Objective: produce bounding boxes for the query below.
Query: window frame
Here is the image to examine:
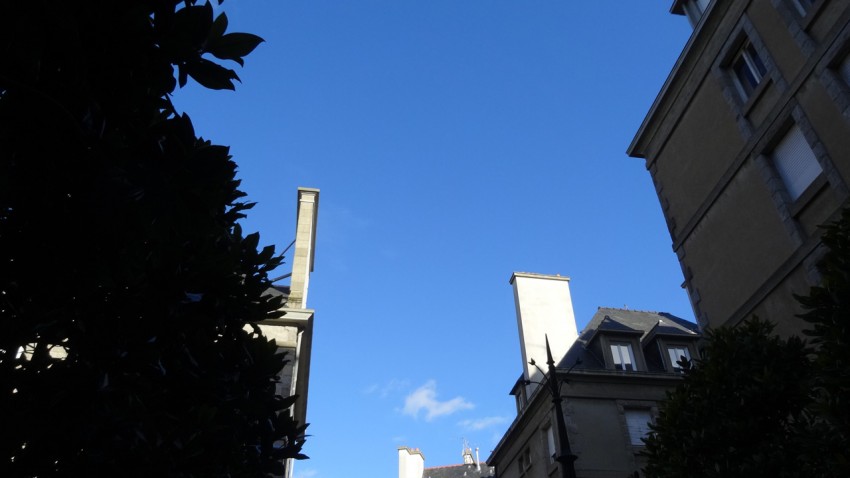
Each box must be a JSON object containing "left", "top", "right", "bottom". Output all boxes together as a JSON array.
[
  {"left": 730, "top": 41, "right": 768, "bottom": 101},
  {"left": 623, "top": 409, "right": 653, "bottom": 447},
  {"left": 542, "top": 422, "right": 556, "bottom": 464},
  {"left": 752, "top": 105, "right": 847, "bottom": 249},
  {"left": 616, "top": 400, "right": 659, "bottom": 452},
  {"left": 818, "top": 24, "right": 850, "bottom": 122},
  {"left": 610, "top": 342, "right": 637, "bottom": 372},
  {"left": 712, "top": 15, "right": 784, "bottom": 136},
  {"left": 770, "top": 123, "right": 824, "bottom": 204},
  {"left": 517, "top": 447, "right": 532, "bottom": 475},
  {"left": 666, "top": 345, "right": 692, "bottom": 372}
]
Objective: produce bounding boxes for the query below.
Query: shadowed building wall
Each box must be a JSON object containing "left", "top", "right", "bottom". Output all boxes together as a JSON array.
[{"left": 628, "top": 0, "right": 850, "bottom": 335}]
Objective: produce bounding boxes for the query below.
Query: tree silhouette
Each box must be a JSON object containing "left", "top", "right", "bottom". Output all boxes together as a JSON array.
[
  {"left": 643, "top": 209, "right": 850, "bottom": 478},
  {"left": 0, "top": 1, "right": 305, "bottom": 476}
]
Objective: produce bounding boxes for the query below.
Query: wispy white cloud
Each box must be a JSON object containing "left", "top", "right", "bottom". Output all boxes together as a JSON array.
[
  {"left": 402, "top": 380, "right": 474, "bottom": 421},
  {"left": 295, "top": 468, "right": 318, "bottom": 478},
  {"left": 458, "top": 416, "right": 510, "bottom": 431},
  {"left": 363, "top": 379, "right": 410, "bottom": 398}
]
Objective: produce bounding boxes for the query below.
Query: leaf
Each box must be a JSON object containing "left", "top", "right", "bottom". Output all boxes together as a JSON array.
[
  {"left": 209, "top": 12, "right": 228, "bottom": 43},
  {"left": 178, "top": 65, "right": 188, "bottom": 88},
  {"left": 184, "top": 59, "right": 240, "bottom": 90},
  {"left": 207, "top": 33, "right": 265, "bottom": 66},
  {"left": 173, "top": 2, "right": 214, "bottom": 49}
]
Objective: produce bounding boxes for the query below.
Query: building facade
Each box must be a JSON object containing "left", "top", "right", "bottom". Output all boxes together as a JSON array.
[
  {"left": 628, "top": 0, "right": 850, "bottom": 335},
  {"left": 398, "top": 446, "right": 495, "bottom": 478},
  {"left": 488, "top": 273, "right": 700, "bottom": 478},
  {"left": 259, "top": 187, "right": 320, "bottom": 478}
]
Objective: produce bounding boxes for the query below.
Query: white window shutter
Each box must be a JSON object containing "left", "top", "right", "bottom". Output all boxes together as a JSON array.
[
  {"left": 773, "top": 125, "right": 822, "bottom": 201},
  {"left": 624, "top": 410, "right": 653, "bottom": 445}
]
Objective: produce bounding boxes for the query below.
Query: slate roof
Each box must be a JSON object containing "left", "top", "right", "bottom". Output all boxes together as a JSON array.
[
  {"left": 263, "top": 285, "right": 291, "bottom": 308},
  {"left": 423, "top": 462, "right": 495, "bottom": 478},
  {"left": 266, "top": 284, "right": 290, "bottom": 299},
  {"left": 557, "top": 307, "right": 699, "bottom": 371}
]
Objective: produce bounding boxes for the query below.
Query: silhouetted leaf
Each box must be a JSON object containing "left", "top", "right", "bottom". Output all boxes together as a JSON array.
[
  {"left": 208, "top": 33, "right": 265, "bottom": 66},
  {"left": 209, "top": 12, "right": 228, "bottom": 43},
  {"left": 184, "top": 58, "right": 239, "bottom": 90}
]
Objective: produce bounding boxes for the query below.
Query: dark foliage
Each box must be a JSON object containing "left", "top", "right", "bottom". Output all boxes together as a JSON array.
[
  {"left": 643, "top": 209, "right": 850, "bottom": 478},
  {"left": 642, "top": 318, "right": 811, "bottom": 478},
  {"left": 798, "top": 207, "right": 850, "bottom": 475},
  {"left": 0, "top": 1, "right": 305, "bottom": 476}
]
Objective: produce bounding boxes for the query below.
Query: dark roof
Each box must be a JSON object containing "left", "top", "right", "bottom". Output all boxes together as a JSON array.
[
  {"left": 423, "top": 463, "right": 495, "bottom": 478},
  {"left": 265, "top": 285, "right": 290, "bottom": 298},
  {"left": 558, "top": 307, "right": 699, "bottom": 371}
]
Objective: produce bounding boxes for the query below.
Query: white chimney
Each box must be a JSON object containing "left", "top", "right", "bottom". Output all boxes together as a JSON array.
[
  {"left": 510, "top": 272, "right": 578, "bottom": 396},
  {"left": 398, "top": 447, "right": 425, "bottom": 478}
]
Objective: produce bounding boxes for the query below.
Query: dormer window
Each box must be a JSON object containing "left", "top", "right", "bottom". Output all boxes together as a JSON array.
[
  {"left": 610, "top": 343, "right": 637, "bottom": 371},
  {"left": 667, "top": 346, "right": 691, "bottom": 371}
]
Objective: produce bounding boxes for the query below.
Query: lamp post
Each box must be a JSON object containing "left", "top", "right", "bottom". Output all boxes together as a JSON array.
[{"left": 528, "top": 335, "right": 578, "bottom": 478}]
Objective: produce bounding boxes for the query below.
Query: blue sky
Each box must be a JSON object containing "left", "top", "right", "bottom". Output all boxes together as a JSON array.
[{"left": 174, "top": 2, "right": 694, "bottom": 477}]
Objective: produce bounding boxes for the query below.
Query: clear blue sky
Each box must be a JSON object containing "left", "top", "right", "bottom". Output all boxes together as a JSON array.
[{"left": 175, "top": 2, "right": 694, "bottom": 477}]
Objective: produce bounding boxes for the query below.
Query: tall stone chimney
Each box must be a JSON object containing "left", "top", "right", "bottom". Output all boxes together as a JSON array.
[
  {"left": 255, "top": 187, "right": 320, "bottom": 478},
  {"left": 288, "top": 187, "right": 319, "bottom": 309},
  {"left": 510, "top": 272, "right": 579, "bottom": 396},
  {"left": 398, "top": 447, "right": 425, "bottom": 478}
]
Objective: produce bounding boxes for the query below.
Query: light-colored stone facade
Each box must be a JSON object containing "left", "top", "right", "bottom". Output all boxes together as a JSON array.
[{"left": 258, "top": 187, "right": 319, "bottom": 478}]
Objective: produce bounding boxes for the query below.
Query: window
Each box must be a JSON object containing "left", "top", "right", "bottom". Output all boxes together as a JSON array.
[
  {"left": 514, "top": 385, "right": 527, "bottom": 413},
  {"left": 543, "top": 424, "right": 556, "bottom": 464},
  {"left": 731, "top": 41, "right": 767, "bottom": 100},
  {"left": 624, "top": 410, "right": 653, "bottom": 446},
  {"left": 773, "top": 124, "right": 822, "bottom": 201},
  {"left": 610, "top": 343, "right": 636, "bottom": 371},
  {"left": 667, "top": 346, "right": 691, "bottom": 371},
  {"left": 517, "top": 448, "right": 531, "bottom": 473}
]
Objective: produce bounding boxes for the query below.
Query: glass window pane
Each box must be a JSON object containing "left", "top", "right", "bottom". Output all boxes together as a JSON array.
[
  {"left": 746, "top": 44, "right": 767, "bottom": 77},
  {"left": 733, "top": 58, "right": 757, "bottom": 95},
  {"left": 668, "top": 347, "right": 690, "bottom": 370},
  {"left": 611, "top": 343, "right": 636, "bottom": 371}
]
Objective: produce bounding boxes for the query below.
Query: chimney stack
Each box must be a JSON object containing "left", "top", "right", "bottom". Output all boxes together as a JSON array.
[
  {"left": 510, "top": 272, "right": 578, "bottom": 396},
  {"left": 462, "top": 445, "right": 474, "bottom": 464},
  {"left": 398, "top": 447, "right": 425, "bottom": 478},
  {"left": 288, "top": 187, "right": 319, "bottom": 309}
]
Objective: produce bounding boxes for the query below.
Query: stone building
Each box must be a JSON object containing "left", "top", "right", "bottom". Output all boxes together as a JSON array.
[
  {"left": 488, "top": 273, "right": 699, "bottom": 478},
  {"left": 259, "top": 187, "right": 320, "bottom": 478},
  {"left": 398, "top": 446, "right": 495, "bottom": 478},
  {"left": 628, "top": 0, "right": 850, "bottom": 335}
]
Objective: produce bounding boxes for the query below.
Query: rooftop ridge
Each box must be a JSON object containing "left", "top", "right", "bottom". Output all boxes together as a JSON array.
[
  {"left": 424, "top": 463, "right": 489, "bottom": 470},
  {"left": 597, "top": 306, "right": 664, "bottom": 314}
]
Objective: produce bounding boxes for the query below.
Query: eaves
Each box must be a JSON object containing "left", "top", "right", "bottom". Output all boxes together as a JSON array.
[{"left": 627, "top": 0, "right": 733, "bottom": 161}]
